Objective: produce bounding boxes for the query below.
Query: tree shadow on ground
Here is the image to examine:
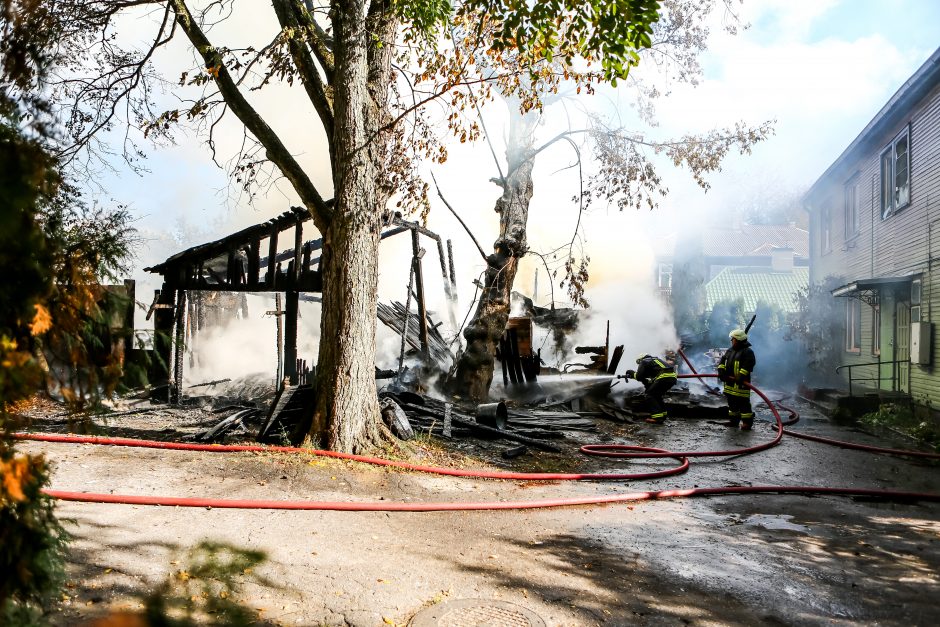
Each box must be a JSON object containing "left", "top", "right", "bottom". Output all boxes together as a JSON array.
[
  {"left": 48, "top": 513, "right": 279, "bottom": 626},
  {"left": 427, "top": 527, "right": 782, "bottom": 625},
  {"left": 435, "top": 496, "right": 940, "bottom": 625}
]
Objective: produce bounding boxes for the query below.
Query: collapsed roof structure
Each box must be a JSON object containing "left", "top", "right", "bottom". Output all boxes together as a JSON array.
[{"left": 145, "top": 206, "right": 456, "bottom": 403}]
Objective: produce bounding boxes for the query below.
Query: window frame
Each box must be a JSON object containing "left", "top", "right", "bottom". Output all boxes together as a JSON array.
[
  {"left": 821, "top": 204, "right": 832, "bottom": 255},
  {"left": 880, "top": 124, "right": 912, "bottom": 219},
  {"left": 844, "top": 176, "right": 860, "bottom": 240},
  {"left": 871, "top": 297, "right": 881, "bottom": 357},
  {"left": 845, "top": 298, "right": 861, "bottom": 353},
  {"left": 658, "top": 263, "right": 673, "bottom": 290},
  {"left": 911, "top": 278, "right": 922, "bottom": 323}
]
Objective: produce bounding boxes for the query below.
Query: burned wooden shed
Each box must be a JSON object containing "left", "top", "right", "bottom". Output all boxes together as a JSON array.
[{"left": 145, "top": 206, "right": 456, "bottom": 403}]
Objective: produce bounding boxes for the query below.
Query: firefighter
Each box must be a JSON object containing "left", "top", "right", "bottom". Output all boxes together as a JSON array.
[
  {"left": 623, "top": 354, "right": 678, "bottom": 424},
  {"left": 717, "top": 328, "right": 757, "bottom": 430}
]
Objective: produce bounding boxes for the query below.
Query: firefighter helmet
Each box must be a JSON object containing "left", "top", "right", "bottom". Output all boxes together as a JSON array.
[
  {"left": 636, "top": 353, "right": 651, "bottom": 364},
  {"left": 729, "top": 329, "right": 748, "bottom": 341}
]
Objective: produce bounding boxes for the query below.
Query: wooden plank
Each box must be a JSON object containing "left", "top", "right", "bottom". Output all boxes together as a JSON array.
[
  {"left": 248, "top": 240, "right": 260, "bottom": 287},
  {"left": 284, "top": 290, "right": 299, "bottom": 384},
  {"left": 266, "top": 227, "right": 279, "bottom": 288},
  {"left": 411, "top": 228, "right": 430, "bottom": 358},
  {"left": 293, "top": 220, "right": 303, "bottom": 286}
]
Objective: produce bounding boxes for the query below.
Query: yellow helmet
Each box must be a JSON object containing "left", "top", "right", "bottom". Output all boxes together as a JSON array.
[{"left": 729, "top": 329, "right": 748, "bottom": 341}]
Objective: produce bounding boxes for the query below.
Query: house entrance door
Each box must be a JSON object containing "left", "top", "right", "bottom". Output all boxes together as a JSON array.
[{"left": 895, "top": 301, "right": 910, "bottom": 393}]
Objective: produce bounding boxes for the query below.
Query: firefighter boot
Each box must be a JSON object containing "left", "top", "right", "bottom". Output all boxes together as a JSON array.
[
  {"left": 721, "top": 412, "right": 740, "bottom": 428},
  {"left": 740, "top": 414, "right": 754, "bottom": 431}
]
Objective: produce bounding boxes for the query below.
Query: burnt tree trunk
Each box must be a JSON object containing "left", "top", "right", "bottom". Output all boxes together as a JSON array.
[
  {"left": 309, "top": 0, "right": 396, "bottom": 453},
  {"left": 447, "top": 106, "right": 539, "bottom": 401}
]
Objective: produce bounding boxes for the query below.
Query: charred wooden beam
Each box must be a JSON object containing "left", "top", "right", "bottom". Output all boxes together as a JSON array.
[
  {"left": 377, "top": 302, "right": 451, "bottom": 364},
  {"left": 411, "top": 228, "right": 429, "bottom": 358},
  {"left": 284, "top": 290, "right": 299, "bottom": 384},
  {"left": 171, "top": 289, "right": 187, "bottom": 404},
  {"left": 292, "top": 220, "right": 303, "bottom": 286},
  {"left": 396, "top": 401, "right": 561, "bottom": 452},
  {"left": 500, "top": 335, "right": 511, "bottom": 385},
  {"left": 447, "top": 239, "right": 456, "bottom": 286},
  {"left": 156, "top": 272, "right": 322, "bottom": 294},
  {"left": 302, "top": 242, "right": 311, "bottom": 276},
  {"left": 248, "top": 241, "right": 260, "bottom": 287},
  {"left": 144, "top": 205, "right": 313, "bottom": 275},
  {"left": 509, "top": 328, "right": 525, "bottom": 383},
  {"left": 153, "top": 286, "right": 175, "bottom": 402},
  {"left": 607, "top": 345, "right": 625, "bottom": 375},
  {"left": 266, "top": 226, "right": 279, "bottom": 287},
  {"left": 226, "top": 249, "right": 237, "bottom": 285}
]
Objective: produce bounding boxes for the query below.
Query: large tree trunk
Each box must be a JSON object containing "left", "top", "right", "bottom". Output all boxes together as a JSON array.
[
  {"left": 447, "top": 107, "right": 539, "bottom": 402},
  {"left": 309, "top": 0, "right": 393, "bottom": 453}
]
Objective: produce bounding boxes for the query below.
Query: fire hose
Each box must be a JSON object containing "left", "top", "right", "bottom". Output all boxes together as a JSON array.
[
  {"left": 13, "top": 375, "right": 940, "bottom": 511},
  {"left": 675, "top": 349, "right": 940, "bottom": 459}
]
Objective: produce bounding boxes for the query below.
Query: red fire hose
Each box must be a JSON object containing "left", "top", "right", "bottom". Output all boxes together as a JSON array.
[
  {"left": 42, "top": 485, "right": 940, "bottom": 511},
  {"left": 18, "top": 432, "right": 690, "bottom": 481},
  {"left": 582, "top": 373, "right": 784, "bottom": 459},
  {"left": 14, "top": 375, "right": 940, "bottom": 511},
  {"left": 675, "top": 349, "right": 940, "bottom": 461}
]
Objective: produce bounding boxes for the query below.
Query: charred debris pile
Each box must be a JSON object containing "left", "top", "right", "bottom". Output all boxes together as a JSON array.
[
  {"left": 123, "top": 208, "right": 726, "bottom": 455},
  {"left": 253, "top": 297, "right": 727, "bottom": 458}
]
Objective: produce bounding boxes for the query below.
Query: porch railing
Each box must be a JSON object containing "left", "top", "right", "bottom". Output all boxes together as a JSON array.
[{"left": 835, "top": 360, "right": 908, "bottom": 397}]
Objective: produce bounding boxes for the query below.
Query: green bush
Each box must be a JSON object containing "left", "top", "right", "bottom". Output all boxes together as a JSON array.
[
  {"left": 0, "top": 448, "right": 69, "bottom": 625},
  {"left": 860, "top": 403, "right": 940, "bottom": 450}
]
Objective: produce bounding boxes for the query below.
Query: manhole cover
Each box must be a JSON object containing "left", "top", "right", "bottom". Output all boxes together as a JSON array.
[{"left": 410, "top": 598, "right": 546, "bottom": 627}]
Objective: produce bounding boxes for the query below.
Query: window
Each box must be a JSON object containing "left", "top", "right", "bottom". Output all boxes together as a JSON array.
[
  {"left": 911, "top": 278, "right": 922, "bottom": 323},
  {"left": 881, "top": 125, "right": 911, "bottom": 219},
  {"left": 821, "top": 204, "right": 831, "bottom": 254},
  {"left": 658, "top": 263, "right": 673, "bottom": 289},
  {"left": 844, "top": 178, "right": 860, "bottom": 239},
  {"left": 872, "top": 298, "right": 881, "bottom": 356},
  {"left": 845, "top": 299, "right": 861, "bottom": 352}
]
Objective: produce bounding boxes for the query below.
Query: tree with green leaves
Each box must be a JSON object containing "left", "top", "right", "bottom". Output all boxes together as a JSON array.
[
  {"left": 22, "top": 0, "right": 671, "bottom": 452},
  {"left": 1, "top": 2, "right": 137, "bottom": 620},
  {"left": 787, "top": 276, "right": 845, "bottom": 382}
]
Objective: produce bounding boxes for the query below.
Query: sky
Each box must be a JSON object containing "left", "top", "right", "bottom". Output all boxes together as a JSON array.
[{"left": 86, "top": 1, "right": 940, "bottom": 382}]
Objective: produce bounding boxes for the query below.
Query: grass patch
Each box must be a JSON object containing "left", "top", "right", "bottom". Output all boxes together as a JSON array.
[{"left": 860, "top": 403, "right": 940, "bottom": 450}]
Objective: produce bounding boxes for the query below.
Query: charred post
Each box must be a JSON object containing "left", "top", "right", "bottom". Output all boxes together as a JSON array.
[
  {"left": 411, "top": 227, "right": 430, "bottom": 359},
  {"left": 284, "top": 289, "right": 299, "bottom": 385},
  {"left": 266, "top": 226, "right": 279, "bottom": 288},
  {"left": 171, "top": 289, "right": 187, "bottom": 404},
  {"left": 153, "top": 286, "right": 176, "bottom": 402}
]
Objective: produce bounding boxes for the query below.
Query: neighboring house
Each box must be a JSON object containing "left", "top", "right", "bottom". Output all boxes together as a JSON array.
[
  {"left": 659, "top": 223, "right": 809, "bottom": 315},
  {"left": 802, "top": 47, "right": 940, "bottom": 399},
  {"left": 697, "top": 223, "right": 809, "bottom": 281},
  {"left": 705, "top": 249, "right": 809, "bottom": 316}
]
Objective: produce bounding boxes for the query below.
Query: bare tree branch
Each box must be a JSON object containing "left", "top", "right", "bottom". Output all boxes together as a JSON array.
[
  {"left": 272, "top": 0, "right": 335, "bottom": 164},
  {"left": 170, "top": 0, "right": 332, "bottom": 227},
  {"left": 430, "top": 171, "right": 487, "bottom": 261}
]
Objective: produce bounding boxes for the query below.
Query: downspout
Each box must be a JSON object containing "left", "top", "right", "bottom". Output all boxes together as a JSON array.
[{"left": 871, "top": 173, "right": 875, "bottom": 280}]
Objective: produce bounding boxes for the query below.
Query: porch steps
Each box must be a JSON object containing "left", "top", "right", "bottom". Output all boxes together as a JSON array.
[{"left": 797, "top": 385, "right": 911, "bottom": 420}]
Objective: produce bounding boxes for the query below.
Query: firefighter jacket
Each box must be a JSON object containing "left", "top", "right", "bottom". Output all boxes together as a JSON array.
[
  {"left": 634, "top": 356, "right": 677, "bottom": 388},
  {"left": 717, "top": 341, "right": 756, "bottom": 397}
]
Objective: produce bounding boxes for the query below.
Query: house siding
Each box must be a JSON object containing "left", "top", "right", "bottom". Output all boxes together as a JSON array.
[{"left": 808, "top": 78, "right": 940, "bottom": 407}]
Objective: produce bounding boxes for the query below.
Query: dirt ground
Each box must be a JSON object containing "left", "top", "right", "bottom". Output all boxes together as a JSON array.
[{"left": 16, "top": 394, "right": 940, "bottom": 626}]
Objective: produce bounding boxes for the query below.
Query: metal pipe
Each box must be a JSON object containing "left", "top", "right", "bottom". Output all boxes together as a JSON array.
[{"left": 476, "top": 402, "right": 508, "bottom": 430}]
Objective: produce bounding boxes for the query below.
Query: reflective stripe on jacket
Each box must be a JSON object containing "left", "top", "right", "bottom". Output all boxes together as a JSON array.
[
  {"left": 717, "top": 341, "right": 756, "bottom": 398},
  {"left": 636, "top": 356, "right": 677, "bottom": 384}
]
